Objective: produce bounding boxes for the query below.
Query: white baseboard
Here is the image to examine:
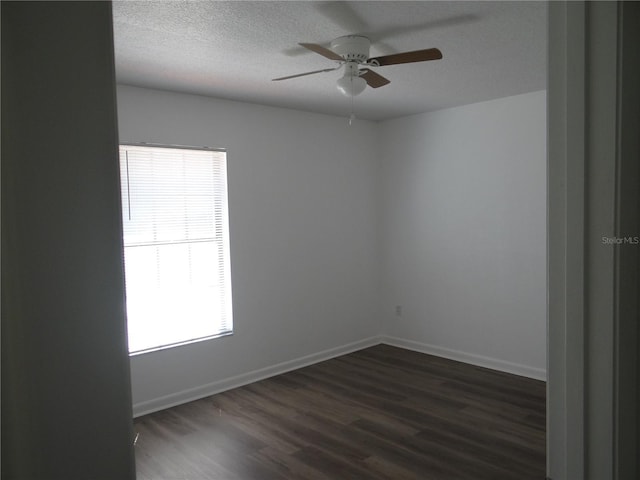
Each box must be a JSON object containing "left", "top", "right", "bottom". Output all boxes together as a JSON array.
[
  {"left": 133, "top": 335, "right": 546, "bottom": 416},
  {"left": 380, "top": 335, "right": 547, "bottom": 381},
  {"left": 132, "top": 336, "right": 382, "bottom": 417}
]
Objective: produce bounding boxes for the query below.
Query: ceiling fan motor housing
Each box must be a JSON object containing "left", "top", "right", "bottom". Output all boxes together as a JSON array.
[{"left": 330, "top": 35, "right": 370, "bottom": 63}]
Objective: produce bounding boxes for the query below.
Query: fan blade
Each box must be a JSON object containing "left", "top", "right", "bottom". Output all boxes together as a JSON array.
[
  {"left": 283, "top": 42, "right": 330, "bottom": 57},
  {"left": 299, "top": 43, "right": 344, "bottom": 61},
  {"left": 369, "top": 48, "right": 443, "bottom": 66},
  {"left": 360, "top": 69, "right": 390, "bottom": 88},
  {"left": 272, "top": 67, "right": 340, "bottom": 81}
]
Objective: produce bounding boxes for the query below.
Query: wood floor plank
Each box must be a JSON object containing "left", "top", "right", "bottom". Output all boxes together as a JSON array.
[
  {"left": 134, "top": 345, "right": 546, "bottom": 479},
  {"left": 250, "top": 446, "right": 334, "bottom": 480}
]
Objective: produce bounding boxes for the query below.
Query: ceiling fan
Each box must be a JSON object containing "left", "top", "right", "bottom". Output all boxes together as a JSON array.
[{"left": 273, "top": 35, "right": 443, "bottom": 96}]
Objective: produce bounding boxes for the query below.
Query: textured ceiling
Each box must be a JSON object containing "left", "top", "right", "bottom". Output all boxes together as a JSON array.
[{"left": 113, "top": 1, "right": 547, "bottom": 121}]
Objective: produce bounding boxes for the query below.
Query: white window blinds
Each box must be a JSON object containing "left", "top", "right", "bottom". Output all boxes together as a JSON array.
[{"left": 119, "top": 144, "right": 232, "bottom": 354}]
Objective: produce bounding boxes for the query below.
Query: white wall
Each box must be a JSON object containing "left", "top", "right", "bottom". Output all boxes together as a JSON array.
[
  {"left": 116, "top": 86, "right": 381, "bottom": 415},
  {"left": 379, "top": 91, "right": 547, "bottom": 379},
  {"left": 117, "top": 86, "right": 547, "bottom": 414}
]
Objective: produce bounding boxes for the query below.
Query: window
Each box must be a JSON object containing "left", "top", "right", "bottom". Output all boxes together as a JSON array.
[{"left": 119, "top": 144, "right": 232, "bottom": 354}]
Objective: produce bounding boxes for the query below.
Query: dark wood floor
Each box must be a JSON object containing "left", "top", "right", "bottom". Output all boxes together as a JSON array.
[{"left": 134, "top": 344, "right": 546, "bottom": 479}]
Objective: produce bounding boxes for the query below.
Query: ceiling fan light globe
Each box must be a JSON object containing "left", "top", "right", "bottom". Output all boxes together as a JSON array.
[{"left": 336, "top": 75, "right": 366, "bottom": 97}]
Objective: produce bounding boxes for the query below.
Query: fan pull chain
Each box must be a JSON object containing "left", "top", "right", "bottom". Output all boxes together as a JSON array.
[{"left": 349, "top": 93, "right": 356, "bottom": 126}]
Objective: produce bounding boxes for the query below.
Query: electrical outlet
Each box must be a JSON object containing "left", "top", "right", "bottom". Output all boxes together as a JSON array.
[{"left": 395, "top": 305, "right": 402, "bottom": 317}]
